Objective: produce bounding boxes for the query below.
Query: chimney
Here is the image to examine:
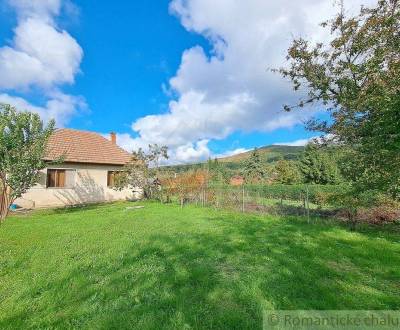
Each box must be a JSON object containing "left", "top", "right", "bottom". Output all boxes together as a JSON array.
[{"left": 110, "top": 132, "right": 116, "bottom": 145}]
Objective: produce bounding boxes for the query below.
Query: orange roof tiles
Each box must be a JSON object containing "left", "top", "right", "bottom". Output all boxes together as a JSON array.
[{"left": 44, "top": 129, "right": 132, "bottom": 165}]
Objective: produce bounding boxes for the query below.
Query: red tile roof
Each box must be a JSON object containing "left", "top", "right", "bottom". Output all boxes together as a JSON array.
[{"left": 44, "top": 129, "right": 132, "bottom": 165}]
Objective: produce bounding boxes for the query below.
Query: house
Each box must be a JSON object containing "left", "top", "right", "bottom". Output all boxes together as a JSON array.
[{"left": 15, "top": 129, "right": 141, "bottom": 209}]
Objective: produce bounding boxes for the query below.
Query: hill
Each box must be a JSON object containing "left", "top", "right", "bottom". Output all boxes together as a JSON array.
[
  {"left": 163, "top": 145, "right": 304, "bottom": 172},
  {"left": 219, "top": 145, "right": 304, "bottom": 164}
]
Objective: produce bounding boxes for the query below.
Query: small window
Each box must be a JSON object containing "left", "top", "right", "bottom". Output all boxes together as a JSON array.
[
  {"left": 47, "top": 169, "right": 66, "bottom": 188},
  {"left": 107, "top": 171, "right": 123, "bottom": 187}
]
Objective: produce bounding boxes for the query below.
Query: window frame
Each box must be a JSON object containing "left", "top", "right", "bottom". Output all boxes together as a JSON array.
[
  {"left": 107, "top": 171, "right": 123, "bottom": 188},
  {"left": 46, "top": 168, "right": 76, "bottom": 189},
  {"left": 46, "top": 169, "right": 65, "bottom": 188}
]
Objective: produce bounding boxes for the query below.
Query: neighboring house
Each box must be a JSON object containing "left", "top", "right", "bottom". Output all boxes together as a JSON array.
[
  {"left": 15, "top": 129, "right": 141, "bottom": 209},
  {"left": 230, "top": 175, "right": 244, "bottom": 186}
]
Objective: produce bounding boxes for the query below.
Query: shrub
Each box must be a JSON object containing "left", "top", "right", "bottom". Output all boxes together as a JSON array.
[{"left": 243, "top": 184, "right": 347, "bottom": 204}]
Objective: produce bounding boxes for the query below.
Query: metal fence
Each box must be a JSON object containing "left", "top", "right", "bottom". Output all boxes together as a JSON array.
[{"left": 158, "top": 184, "right": 340, "bottom": 219}]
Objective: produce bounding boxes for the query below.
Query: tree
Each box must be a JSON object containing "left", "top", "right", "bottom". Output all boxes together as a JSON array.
[
  {"left": 278, "top": 0, "right": 400, "bottom": 198},
  {"left": 147, "top": 144, "right": 169, "bottom": 170},
  {"left": 274, "top": 160, "right": 302, "bottom": 184},
  {"left": 242, "top": 148, "right": 267, "bottom": 183},
  {"left": 0, "top": 104, "right": 55, "bottom": 222},
  {"left": 300, "top": 143, "right": 341, "bottom": 185},
  {"left": 114, "top": 144, "right": 168, "bottom": 199},
  {"left": 208, "top": 158, "right": 229, "bottom": 185}
]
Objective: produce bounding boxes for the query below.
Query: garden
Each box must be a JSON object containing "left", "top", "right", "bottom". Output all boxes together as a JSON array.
[{"left": 1, "top": 202, "right": 399, "bottom": 329}]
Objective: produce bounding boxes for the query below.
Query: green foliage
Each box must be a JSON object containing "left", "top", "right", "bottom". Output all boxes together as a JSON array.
[
  {"left": 299, "top": 143, "right": 342, "bottom": 185},
  {"left": 243, "top": 183, "right": 348, "bottom": 204},
  {"left": 208, "top": 158, "right": 230, "bottom": 185},
  {"left": 274, "top": 160, "right": 302, "bottom": 184},
  {"left": 114, "top": 144, "right": 168, "bottom": 199},
  {"left": 242, "top": 148, "right": 267, "bottom": 183},
  {"left": 279, "top": 0, "right": 400, "bottom": 198},
  {"left": 0, "top": 104, "right": 54, "bottom": 221}
]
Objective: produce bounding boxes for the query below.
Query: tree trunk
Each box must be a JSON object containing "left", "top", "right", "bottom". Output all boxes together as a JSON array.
[{"left": 0, "top": 186, "right": 11, "bottom": 223}]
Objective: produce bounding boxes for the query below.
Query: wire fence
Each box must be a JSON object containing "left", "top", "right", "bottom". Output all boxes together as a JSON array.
[{"left": 157, "top": 184, "right": 342, "bottom": 219}]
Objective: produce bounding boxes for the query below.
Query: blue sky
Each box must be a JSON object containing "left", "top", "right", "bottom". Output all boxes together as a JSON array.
[{"left": 0, "top": 0, "right": 373, "bottom": 164}]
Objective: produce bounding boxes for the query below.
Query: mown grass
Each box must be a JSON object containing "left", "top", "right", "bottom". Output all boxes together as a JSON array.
[{"left": 0, "top": 202, "right": 399, "bottom": 329}]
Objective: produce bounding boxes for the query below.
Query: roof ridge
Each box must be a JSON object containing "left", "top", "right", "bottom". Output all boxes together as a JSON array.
[{"left": 56, "top": 128, "right": 103, "bottom": 135}]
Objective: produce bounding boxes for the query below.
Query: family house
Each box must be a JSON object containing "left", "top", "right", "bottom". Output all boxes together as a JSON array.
[{"left": 15, "top": 129, "right": 141, "bottom": 209}]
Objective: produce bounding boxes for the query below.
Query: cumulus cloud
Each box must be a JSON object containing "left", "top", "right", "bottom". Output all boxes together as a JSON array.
[
  {"left": 174, "top": 139, "right": 210, "bottom": 164},
  {"left": 274, "top": 133, "right": 338, "bottom": 146},
  {"left": 9, "top": 0, "right": 61, "bottom": 21},
  {"left": 273, "top": 138, "right": 316, "bottom": 147},
  {"left": 0, "top": 0, "right": 84, "bottom": 126},
  {"left": 0, "top": 92, "right": 85, "bottom": 127},
  {"left": 215, "top": 148, "right": 250, "bottom": 159},
  {"left": 113, "top": 133, "right": 211, "bottom": 165},
  {"left": 127, "top": 0, "right": 376, "bottom": 163},
  {"left": 0, "top": 18, "right": 82, "bottom": 90}
]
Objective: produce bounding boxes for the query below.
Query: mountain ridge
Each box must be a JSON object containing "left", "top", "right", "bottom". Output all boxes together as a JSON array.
[{"left": 163, "top": 145, "right": 305, "bottom": 172}]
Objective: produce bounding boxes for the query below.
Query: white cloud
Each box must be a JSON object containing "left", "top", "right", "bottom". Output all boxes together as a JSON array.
[
  {"left": 274, "top": 133, "right": 338, "bottom": 146},
  {"left": 215, "top": 148, "right": 250, "bottom": 159},
  {"left": 0, "top": 18, "right": 82, "bottom": 90},
  {"left": 9, "top": 0, "right": 62, "bottom": 21},
  {"left": 112, "top": 133, "right": 142, "bottom": 153},
  {"left": 128, "top": 0, "right": 376, "bottom": 164},
  {"left": 273, "top": 138, "right": 316, "bottom": 147},
  {"left": 0, "top": 0, "right": 84, "bottom": 126},
  {"left": 174, "top": 139, "right": 210, "bottom": 164},
  {"left": 113, "top": 133, "right": 211, "bottom": 165},
  {"left": 0, "top": 92, "right": 86, "bottom": 127}
]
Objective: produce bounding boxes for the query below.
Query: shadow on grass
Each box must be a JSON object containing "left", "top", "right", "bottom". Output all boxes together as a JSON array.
[
  {"left": 50, "top": 203, "right": 107, "bottom": 214},
  {"left": 1, "top": 208, "right": 399, "bottom": 329},
  {"left": 244, "top": 202, "right": 337, "bottom": 219}
]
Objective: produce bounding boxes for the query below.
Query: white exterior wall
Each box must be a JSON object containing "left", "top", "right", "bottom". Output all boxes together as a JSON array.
[{"left": 15, "top": 163, "right": 142, "bottom": 209}]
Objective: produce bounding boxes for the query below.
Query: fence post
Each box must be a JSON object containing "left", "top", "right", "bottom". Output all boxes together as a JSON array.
[{"left": 242, "top": 184, "right": 245, "bottom": 213}]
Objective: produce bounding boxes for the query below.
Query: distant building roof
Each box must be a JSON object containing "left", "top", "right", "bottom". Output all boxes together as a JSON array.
[
  {"left": 230, "top": 175, "right": 244, "bottom": 186},
  {"left": 44, "top": 128, "right": 132, "bottom": 165}
]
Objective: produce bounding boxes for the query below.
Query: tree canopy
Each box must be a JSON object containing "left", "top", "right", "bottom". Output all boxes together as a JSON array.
[
  {"left": 114, "top": 144, "right": 169, "bottom": 199},
  {"left": 242, "top": 148, "right": 267, "bottom": 183},
  {"left": 0, "top": 104, "right": 55, "bottom": 221},
  {"left": 300, "top": 143, "right": 342, "bottom": 185},
  {"left": 278, "top": 0, "right": 400, "bottom": 198}
]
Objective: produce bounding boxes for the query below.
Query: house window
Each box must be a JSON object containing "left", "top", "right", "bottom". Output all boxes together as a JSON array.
[
  {"left": 47, "top": 169, "right": 66, "bottom": 188},
  {"left": 107, "top": 171, "right": 122, "bottom": 187},
  {"left": 46, "top": 169, "right": 76, "bottom": 188},
  {"left": 107, "top": 171, "right": 114, "bottom": 187}
]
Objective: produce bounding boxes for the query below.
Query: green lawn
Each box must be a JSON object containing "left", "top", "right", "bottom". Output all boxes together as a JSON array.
[{"left": 1, "top": 202, "right": 399, "bottom": 329}]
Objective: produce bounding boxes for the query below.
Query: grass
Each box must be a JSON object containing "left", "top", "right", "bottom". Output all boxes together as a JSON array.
[{"left": 1, "top": 202, "right": 399, "bottom": 329}]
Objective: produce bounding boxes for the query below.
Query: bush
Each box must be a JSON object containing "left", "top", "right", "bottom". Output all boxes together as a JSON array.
[
  {"left": 242, "top": 184, "right": 348, "bottom": 204},
  {"left": 357, "top": 205, "right": 400, "bottom": 224},
  {"left": 329, "top": 189, "right": 400, "bottom": 226}
]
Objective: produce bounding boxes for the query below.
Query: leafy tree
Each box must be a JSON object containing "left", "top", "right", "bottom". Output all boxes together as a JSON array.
[
  {"left": 147, "top": 144, "right": 169, "bottom": 170},
  {"left": 278, "top": 0, "right": 400, "bottom": 198},
  {"left": 114, "top": 144, "right": 168, "bottom": 199},
  {"left": 0, "top": 104, "right": 55, "bottom": 222},
  {"left": 208, "top": 158, "right": 229, "bottom": 185},
  {"left": 274, "top": 160, "right": 302, "bottom": 184},
  {"left": 242, "top": 148, "right": 267, "bottom": 183},
  {"left": 300, "top": 143, "right": 341, "bottom": 185}
]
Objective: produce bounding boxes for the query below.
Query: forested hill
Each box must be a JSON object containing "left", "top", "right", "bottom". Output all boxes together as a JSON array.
[
  {"left": 219, "top": 145, "right": 304, "bottom": 163},
  {"left": 163, "top": 145, "right": 305, "bottom": 172}
]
